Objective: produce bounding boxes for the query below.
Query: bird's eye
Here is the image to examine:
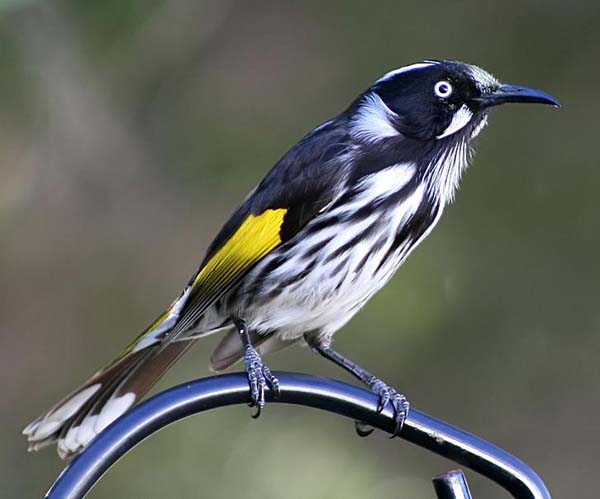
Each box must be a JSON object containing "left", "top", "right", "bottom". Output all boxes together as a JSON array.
[{"left": 434, "top": 81, "right": 453, "bottom": 99}]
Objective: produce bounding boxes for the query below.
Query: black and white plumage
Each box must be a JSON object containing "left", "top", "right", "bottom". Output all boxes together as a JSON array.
[{"left": 23, "top": 60, "right": 559, "bottom": 458}]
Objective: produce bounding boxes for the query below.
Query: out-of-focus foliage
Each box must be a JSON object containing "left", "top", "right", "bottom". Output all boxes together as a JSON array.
[{"left": 1, "top": 1, "right": 598, "bottom": 498}]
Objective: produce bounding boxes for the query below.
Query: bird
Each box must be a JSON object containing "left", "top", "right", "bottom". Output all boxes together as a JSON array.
[{"left": 23, "top": 60, "right": 559, "bottom": 458}]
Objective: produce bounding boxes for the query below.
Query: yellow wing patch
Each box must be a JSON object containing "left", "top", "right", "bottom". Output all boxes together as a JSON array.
[
  {"left": 117, "top": 208, "right": 287, "bottom": 358},
  {"left": 192, "top": 208, "right": 287, "bottom": 293},
  {"left": 165, "top": 208, "right": 288, "bottom": 336}
]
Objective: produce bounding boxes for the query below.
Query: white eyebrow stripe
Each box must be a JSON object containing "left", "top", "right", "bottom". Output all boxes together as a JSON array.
[
  {"left": 436, "top": 104, "right": 473, "bottom": 139},
  {"left": 468, "top": 65, "right": 499, "bottom": 90},
  {"left": 376, "top": 62, "right": 438, "bottom": 84}
]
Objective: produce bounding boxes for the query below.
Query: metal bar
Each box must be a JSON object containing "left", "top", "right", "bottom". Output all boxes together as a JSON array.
[
  {"left": 433, "top": 469, "right": 473, "bottom": 499},
  {"left": 45, "top": 372, "right": 551, "bottom": 499}
]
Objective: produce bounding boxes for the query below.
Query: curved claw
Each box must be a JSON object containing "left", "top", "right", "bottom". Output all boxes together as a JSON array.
[
  {"left": 354, "top": 421, "right": 375, "bottom": 437},
  {"left": 251, "top": 404, "right": 262, "bottom": 419},
  {"left": 266, "top": 372, "right": 281, "bottom": 399},
  {"left": 377, "top": 392, "right": 390, "bottom": 413},
  {"left": 262, "top": 365, "right": 281, "bottom": 399},
  {"left": 367, "top": 378, "right": 409, "bottom": 438},
  {"left": 244, "top": 345, "right": 279, "bottom": 419},
  {"left": 247, "top": 376, "right": 258, "bottom": 407},
  {"left": 389, "top": 393, "right": 409, "bottom": 438},
  {"left": 370, "top": 379, "right": 390, "bottom": 412}
]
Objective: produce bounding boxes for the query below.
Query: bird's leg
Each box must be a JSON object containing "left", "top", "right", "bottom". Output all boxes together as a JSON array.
[
  {"left": 306, "top": 337, "right": 409, "bottom": 437},
  {"left": 234, "top": 318, "right": 280, "bottom": 418}
]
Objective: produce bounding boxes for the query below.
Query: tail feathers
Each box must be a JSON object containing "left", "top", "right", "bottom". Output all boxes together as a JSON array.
[
  {"left": 24, "top": 340, "right": 196, "bottom": 459},
  {"left": 56, "top": 350, "right": 149, "bottom": 459},
  {"left": 23, "top": 349, "right": 146, "bottom": 455}
]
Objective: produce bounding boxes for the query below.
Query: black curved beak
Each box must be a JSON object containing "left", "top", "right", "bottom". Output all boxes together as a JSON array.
[{"left": 475, "top": 84, "right": 561, "bottom": 109}]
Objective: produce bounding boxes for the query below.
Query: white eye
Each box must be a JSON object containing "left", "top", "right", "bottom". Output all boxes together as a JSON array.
[{"left": 434, "top": 80, "right": 453, "bottom": 99}]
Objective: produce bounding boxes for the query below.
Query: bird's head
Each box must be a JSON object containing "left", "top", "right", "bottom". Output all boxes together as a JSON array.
[{"left": 351, "top": 60, "right": 559, "bottom": 143}]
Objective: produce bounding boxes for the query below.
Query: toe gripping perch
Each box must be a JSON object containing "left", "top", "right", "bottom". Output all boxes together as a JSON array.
[
  {"left": 235, "top": 318, "right": 280, "bottom": 417},
  {"left": 46, "top": 373, "right": 551, "bottom": 499}
]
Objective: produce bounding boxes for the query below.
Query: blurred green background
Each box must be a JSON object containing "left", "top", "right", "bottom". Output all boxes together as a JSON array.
[{"left": 1, "top": 0, "right": 598, "bottom": 497}]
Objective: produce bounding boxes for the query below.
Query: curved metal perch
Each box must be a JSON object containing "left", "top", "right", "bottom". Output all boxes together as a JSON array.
[{"left": 45, "top": 372, "right": 551, "bottom": 499}]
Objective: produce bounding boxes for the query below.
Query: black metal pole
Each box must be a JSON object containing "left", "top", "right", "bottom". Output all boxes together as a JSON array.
[{"left": 45, "top": 372, "right": 551, "bottom": 499}]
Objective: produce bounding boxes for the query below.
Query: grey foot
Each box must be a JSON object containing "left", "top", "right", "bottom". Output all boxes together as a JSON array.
[
  {"left": 244, "top": 345, "right": 280, "bottom": 418},
  {"left": 369, "top": 378, "right": 409, "bottom": 436},
  {"left": 354, "top": 380, "right": 409, "bottom": 438}
]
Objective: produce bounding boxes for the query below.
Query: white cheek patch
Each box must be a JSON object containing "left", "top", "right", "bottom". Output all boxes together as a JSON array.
[
  {"left": 436, "top": 105, "right": 473, "bottom": 139},
  {"left": 351, "top": 93, "right": 401, "bottom": 143}
]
